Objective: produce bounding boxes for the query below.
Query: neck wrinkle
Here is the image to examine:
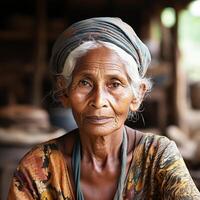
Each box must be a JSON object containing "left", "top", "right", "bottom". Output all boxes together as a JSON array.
[{"left": 79, "top": 128, "right": 124, "bottom": 169}]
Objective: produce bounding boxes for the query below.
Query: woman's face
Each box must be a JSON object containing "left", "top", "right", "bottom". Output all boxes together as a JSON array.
[{"left": 68, "top": 47, "right": 137, "bottom": 136}]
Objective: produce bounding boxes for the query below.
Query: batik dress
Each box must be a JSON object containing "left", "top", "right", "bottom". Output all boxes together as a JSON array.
[{"left": 8, "top": 126, "right": 200, "bottom": 200}]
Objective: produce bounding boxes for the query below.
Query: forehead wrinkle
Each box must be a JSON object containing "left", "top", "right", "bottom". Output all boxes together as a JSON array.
[
  {"left": 81, "top": 61, "right": 122, "bottom": 66},
  {"left": 75, "top": 69, "right": 129, "bottom": 84},
  {"left": 76, "top": 61, "right": 126, "bottom": 73},
  {"left": 76, "top": 67, "right": 126, "bottom": 78},
  {"left": 74, "top": 56, "right": 129, "bottom": 81}
]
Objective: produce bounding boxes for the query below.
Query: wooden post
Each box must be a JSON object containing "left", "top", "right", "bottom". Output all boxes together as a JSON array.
[
  {"left": 170, "top": 8, "right": 179, "bottom": 125},
  {"left": 32, "top": 0, "right": 47, "bottom": 106},
  {"left": 170, "top": 7, "right": 188, "bottom": 132},
  {"left": 171, "top": 8, "right": 190, "bottom": 133}
]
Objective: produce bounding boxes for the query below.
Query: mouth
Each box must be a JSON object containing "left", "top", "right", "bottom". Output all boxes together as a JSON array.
[{"left": 85, "top": 116, "right": 113, "bottom": 124}]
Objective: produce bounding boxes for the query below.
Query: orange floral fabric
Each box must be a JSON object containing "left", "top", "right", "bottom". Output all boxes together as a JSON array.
[{"left": 8, "top": 127, "right": 200, "bottom": 199}]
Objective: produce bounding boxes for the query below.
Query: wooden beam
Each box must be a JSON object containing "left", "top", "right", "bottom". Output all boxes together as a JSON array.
[
  {"left": 170, "top": 8, "right": 179, "bottom": 125},
  {"left": 32, "top": 0, "right": 47, "bottom": 106}
]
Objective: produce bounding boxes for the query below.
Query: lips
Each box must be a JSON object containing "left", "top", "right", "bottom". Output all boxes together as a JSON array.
[{"left": 85, "top": 115, "right": 113, "bottom": 124}]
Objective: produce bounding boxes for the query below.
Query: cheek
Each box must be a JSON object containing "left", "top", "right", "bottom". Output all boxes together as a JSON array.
[
  {"left": 69, "top": 90, "right": 87, "bottom": 115},
  {"left": 111, "top": 90, "right": 133, "bottom": 115},
  {"left": 69, "top": 98, "right": 85, "bottom": 127},
  {"left": 71, "top": 91, "right": 85, "bottom": 103}
]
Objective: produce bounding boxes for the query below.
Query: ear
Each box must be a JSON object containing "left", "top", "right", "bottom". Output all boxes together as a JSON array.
[
  {"left": 54, "top": 75, "right": 70, "bottom": 108},
  {"left": 129, "top": 83, "right": 147, "bottom": 112},
  {"left": 58, "top": 94, "right": 70, "bottom": 108}
]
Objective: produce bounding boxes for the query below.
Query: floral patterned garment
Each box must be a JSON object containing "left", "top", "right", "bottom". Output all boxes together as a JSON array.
[{"left": 8, "top": 126, "right": 200, "bottom": 200}]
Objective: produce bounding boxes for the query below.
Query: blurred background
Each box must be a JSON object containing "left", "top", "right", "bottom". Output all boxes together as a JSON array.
[{"left": 0, "top": 0, "right": 200, "bottom": 199}]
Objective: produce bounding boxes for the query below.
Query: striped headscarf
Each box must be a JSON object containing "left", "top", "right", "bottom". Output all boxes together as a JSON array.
[{"left": 50, "top": 17, "right": 151, "bottom": 77}]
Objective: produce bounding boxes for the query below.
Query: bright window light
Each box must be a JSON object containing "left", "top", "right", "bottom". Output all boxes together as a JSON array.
[
  {"left": 189, "top": 0, "right": 200, "bottom": 17},
  {"left": 161, "top": 7, "right": 176, "bottom": 28}
]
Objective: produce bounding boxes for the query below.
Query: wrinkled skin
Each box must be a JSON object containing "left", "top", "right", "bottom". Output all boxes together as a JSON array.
[
  {"left": 59, "top": 47, "right": 145, "bottom": 200},
  {"left": 69, "top": 47, "right": 138, "bottom": 137}
]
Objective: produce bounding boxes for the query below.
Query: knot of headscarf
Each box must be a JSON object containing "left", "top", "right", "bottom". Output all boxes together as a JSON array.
[{"left": 50, "top": 17, "right": 151, "bottom": 77}]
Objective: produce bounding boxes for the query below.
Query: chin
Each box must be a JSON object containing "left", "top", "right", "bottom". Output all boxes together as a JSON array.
[{"left": 79, "top": 123, "right": 122, "bottom": 137}]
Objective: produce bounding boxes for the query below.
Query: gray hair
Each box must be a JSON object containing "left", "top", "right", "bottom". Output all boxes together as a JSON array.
[{"left": 59, "top": 40, "right": 151, "bottom": 100}]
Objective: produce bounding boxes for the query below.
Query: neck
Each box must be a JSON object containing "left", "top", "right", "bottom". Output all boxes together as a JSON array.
[{"left": 79, "top": 127, "right": 124, "bottom": 171}]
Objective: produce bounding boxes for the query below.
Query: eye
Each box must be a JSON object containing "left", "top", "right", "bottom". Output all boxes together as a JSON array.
[
  {"left": 79, "top": 79, "right": 92, "bottom": 88},
  {"left": 108, "top": 80, "right": 122, "bottom": 89},
  {"left": 112, "top": 82, "right": 120, "bottom": 88}
]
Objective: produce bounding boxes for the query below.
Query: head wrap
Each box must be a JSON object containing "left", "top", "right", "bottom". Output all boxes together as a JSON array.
[{"left": 50, "top": 17, "right": 151, "bottom": 77}]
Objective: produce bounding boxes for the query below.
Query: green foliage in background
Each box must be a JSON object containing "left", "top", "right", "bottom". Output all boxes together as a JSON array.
[{"left": 179, "top": 10, "right": 200, "bottom": 81}]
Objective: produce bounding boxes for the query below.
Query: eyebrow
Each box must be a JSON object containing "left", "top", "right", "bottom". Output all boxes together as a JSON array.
[{"left": 76, "top": 71, "right": 129, "bottom": 83}]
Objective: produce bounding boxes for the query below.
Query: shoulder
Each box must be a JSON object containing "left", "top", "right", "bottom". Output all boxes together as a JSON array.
[
  {"left": 125, "top": 125, "right": 180, "bottom": 161},
  {"left": 125, "top": 126, "right": 200, "bottom": 198},
  {"left": 18, "top": 128, "right": 78, "bottom": 169},
  {"left": 11, "top": 131, "right": 77, "bottom": 200},
  {"left": 125, "top": 125, "right": 172, "bottom": 148},
  {"left": 17, "top": 139, "right": 60, "bottom": 173},
  {"left": 13, "top": 129, "right": 79, "bottom": 189}
]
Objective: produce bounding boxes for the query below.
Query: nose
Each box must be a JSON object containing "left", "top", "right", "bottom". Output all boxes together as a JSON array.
[{"left": 90, "top": 86, "right": 108, "bottom": 109}]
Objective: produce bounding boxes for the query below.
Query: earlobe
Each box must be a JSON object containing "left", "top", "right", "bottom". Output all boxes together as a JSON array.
[
  {"left": 54, "top": 75, "right": 70, "bottom": 107},
  {"left": 129, "top": 83, "right": 147, "bottom": 112},
  {"left": 129, "top": 97, "right": 141, "bottom": 112},
  {"left": 58, "top": 94, "right": 70, "bottom": 108}
]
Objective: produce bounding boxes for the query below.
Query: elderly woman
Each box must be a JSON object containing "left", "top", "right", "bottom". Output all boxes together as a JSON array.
[{"left": 8, "top": 17, "right": 200, "bottom": 200}]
